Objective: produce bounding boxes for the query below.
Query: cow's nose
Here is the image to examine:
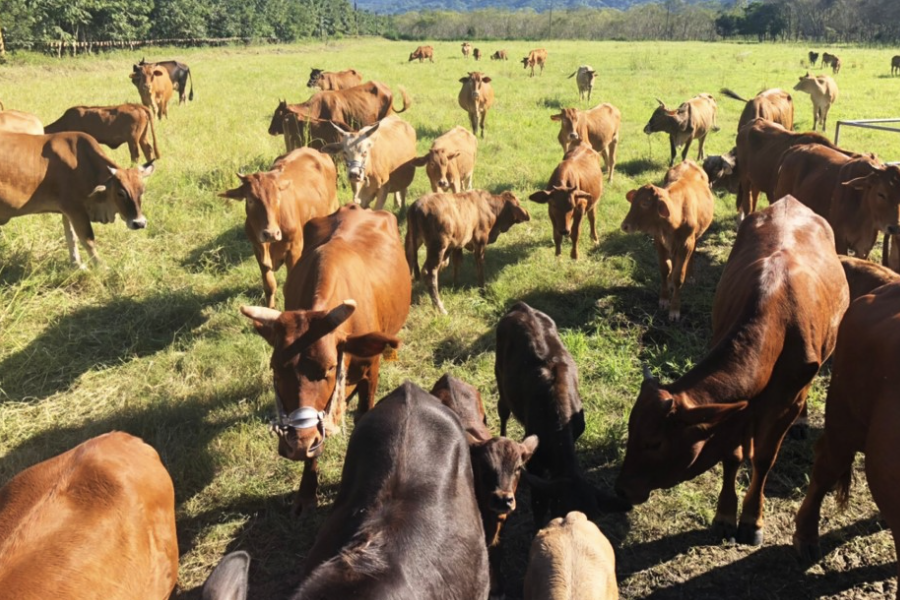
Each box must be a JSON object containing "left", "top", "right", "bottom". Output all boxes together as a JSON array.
[
  {"left": 643, "top": 125, "right": 653, "bottom": 135},
  {"left": 568, "top": 132, "right": 579, "bottom": 140},
  {"left": 439, "top": 179, "right": 449, "bottom": 188},
  {"left": 621, "top": 223, "right": 631, "bottom": 233},
  {"left": 491, "top": 492, "right": 516, "bottom": 513},
  {"left": 130, "top": 217, "right": 147, "bottom": 230},
  {"left": 260, "top": 228, "right": 282, "bottom": 243}
]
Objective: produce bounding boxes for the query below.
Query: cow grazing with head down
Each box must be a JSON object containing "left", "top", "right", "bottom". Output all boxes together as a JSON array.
[
  {"left": 529, "top": 143, "right": 603, "bottom": 260},
  {"left": 568, "top": 65, "right": 598, "bottom": 101},
  {"left": 131, "top": 63, "right": 173, "bottom": 120},
  {"left": 490, "top": 50, "right": 508, "bottom": 61},
  {"left": 821, "top": 53, "right": 842, "bottom": 74},
  {"left": 306, "top": 68, "right": 362, "bottom": 91},
  {"left": 412, "top": 125, "right": 478, "bottom": 193},
  {"left": 892, "top": 56, "right": 900, "bottom": 76},
  {"left": 0, "top": 131, "right": 153, "bottom": 268},
  {"left": 793, "top": 73, "right": 838, "bottom": 132},
  {"left": 720, "top": 87, "right": 794, "bottom": 133},
  {"left": 458, "top": 72, "right": 495, "bottom": 139},
  {"left": 219, "top": 148, "right": 338, "bottom": 309},
  {"left": 551, "top": 103, "right": 621, "bottom": 182},
  {"left": 522, "top": 49, "right": 548, "bottom": 77},
  {"left": 44, "top": 104, "right": 159, "bottom": 163},
  {"left": 616, "top": 198, "right": 849, "bottom": 546},
  {"left": 644, "top": 94, "right": 718, "bottom": 166},
  {"left": 702, "top": 149, "right": 739, "bottom": 195},
  {"left": 240, "top": 204, "right": 411, "bottom": 516},
  {"left": 0, "top": 104, "right": 42, "bottom": 135},
  {"left": 808, "top": 51, "right": 819, "bottom": 66},
  {"left": 621, "top": 160, "right": 715, "bottom": 322},
  {"left": 135, "top": 58, "right": 193, "bottom": 103},
  {"left": 409, "top": 45, "right": 434, "bottom": 62},
  {"left": 839, "top": 256, "right": 900, "bottom": 301},
  {"left": 462, "top": 42, "right": 472, "bottom": 59},
  {"left": 0, "top": 432, "right": 178, "bottom": 599}
]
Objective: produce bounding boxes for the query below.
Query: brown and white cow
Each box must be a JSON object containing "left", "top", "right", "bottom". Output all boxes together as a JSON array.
[
  {"left": 793, "top": 282, "right": 900, "bottom": 600},
  {"left": 644, "top": 94, "right": 718, "bottom": 166},
  {"left": 412, "top": 125, "right": 478, "bottom": 193},
  {"left": 720, "top": 87, "right": 794, "bottom": 133},
  {"left": 0, "top": 432, "right": 178, "bottom": 599},
  {"left": 305, "top": 68, "right": 363, "bottom": 91},
  {"left": 219, "top": 148, "right": 338, "bottom": 309},
  {"left": 616, "top": 197, "right": 849, "bottom": 546},
  {"left": 793, "top": 73, "right": 838, "bottom": 132},
  {"left": 0, "top": 132, "right": 154, "bottom": 268},
  {"left": 44, "top": 104, "right": 159, "bottom": 163},
  {"left": 567, "top": 65, "right": 598, "bottom": 101},
  {"left": 321, "top": 116, "right": 417, "bottom": 210},
  {"left": 131, "top": 63, "right": 173, "bottom": 120},
  {"left": 522, "top": 49, "right": 548, "bottom": 77},
  {"left": 621, "top": 160, "right": 715, "bottom": 322},
  {"left": 893, "top": 55, "right": 900, "bottom": 76},
  {"left": 241, "top": 204, "right": 411, "bottom": 516},
  {"left": 524, "top": 511, "right": 619, "bottom": 600},
  {"left": 529, "top": 143, "right": 603, "bottom": 260},
  {"left": 0, "top": 106, "right": 43, "bottom": 135},
  {"left": 462, "top": 42, "right": 472, "bottom": 59},
  {"left": 406, "top": 190, "right": 529, "bottom": 314},
  {"left": 551, "top": 103, "right": 621, "bottom": 182},
  {"left": 490, "top": 50, "right": 508, "bottom": 61},
  {"left": 409, "top": 45, "right": 434, "bottom": 62},
  {"left": 458, "top": 72, "right": 495, "bottom": 139},
  {"left": 839, "top": 255, "right": 900, "bottom": 302}
]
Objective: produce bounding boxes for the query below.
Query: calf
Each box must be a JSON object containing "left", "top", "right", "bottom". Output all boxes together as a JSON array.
[
  {"left": 616, "top": 198, "right": 848, "bottom": 546},
  {"left": 135, "top": 58, "right": 193, "bottom": 103},
  {"left": 306, "top": 68, "right": 362, "bottom": 91},
  {"left": 406, "top": 190, "right": 529, "bottom": 314},
  {"left": 621, "top": 160, "right": 715, "bottom": 321},
  {"left": 412, "top": 125, "right": 478, "bottom": 193},
  {"left": 458, "top": 71, "right": 495, "bottom": 139},
  {"left": 702, "top": 148, "right": 739, "bottom": 195},
  {"left": 220, "top": 148, "right": 338, "bottom": 308},
  {"left": 474, "top": 48, "right": 482, "bottom": 61},
  {"left": 462, "top": 42, "right": 472, "bottom": 59},
  {"left": 409, "top": 45, "right": 434, "bottom": 62},
  {"left": 644, "top": 93, "right": 718, "bottom": 166},
  {"left": 720, "top": 87, "right": 794, "bottom": 133},
  {"left": 490, "top": 50, "right": 508, "bottom": 61},
  {"left": 524, "top": 511, "right": 618, "bottom": 600},
  {"left": 321, "top": 115, "right": 417, "bottom": 209},
  {"left": 0, "top": 432, "right": 178, "bottom": 599},
  {"left": 893, "top": 55, "right": 900, "bottom": 76},
  {"left": 808, "top": 51, "right": 819, "bottom": 66},
  {"left": 551, "top": 104, "right": 621, "bottom": 182},
  {"left": 0, "top": 107, "right": 42, "bottom": 134},
  {"left": 529, "top": 143, "right": 603, "bottom": 260},
  {"left": 793, "top": 72, "right": 838, "bottom": 132},
  {"left": 839, "top": 255, "right": 900, "bottom": 302},
  {"left": 522, "top": 49, "right": 548, "bottom": 77},
  {"left": 44, "top": 104, "right": 159, "bottom": 163},
  {"left": 568, "top": 65, "right": 598, "bottom": 101},
  {"left": 131, "top": 63, "right": 173, "bottom": 120},
  {"left": 793, "top": 283, "right": 900, "bottom": 600}
]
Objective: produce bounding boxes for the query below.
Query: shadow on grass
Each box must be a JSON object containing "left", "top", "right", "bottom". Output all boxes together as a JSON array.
[
  {"left": 540, "top": 96, "right": 565, "bottom": 110},
  {"left": 0, "top": 246, "right": 33, "bottom": 286},
  {"left": 182, "top": 223, "right": 252, "bottom": 274},
  {"left": 415, "top": 123, "right": 446, "bottom": 141},
  {"left": 617, "top": 157, "right": 662, "bottom": 178}
]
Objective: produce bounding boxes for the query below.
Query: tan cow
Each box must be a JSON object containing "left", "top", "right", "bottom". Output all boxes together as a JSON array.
[
  {"left": 793, "top": 73, "right": 838, "bottom": 132},
  {"left": 522, "top": 49, "right": 548, "bottom": 77},
  {"left": 458, "top": 71, "right": 495, "bottom": 139},
  {"left": 621, "top": 160, "right": 715, "bottom": 321},
  {"left": 551, "top": 104, "right": 621, "bottom": 182},
  {"left": 131, "top": 63, "right": 173, "bottom": 120},
  {"left": 524, "top": 511, "right": 618, "bottom": 600},
  {"left": 44, "top": 104, "right": 159, "bottom": 163},
  {"left": 490, "top": 50, "right": 508, "bottom": 61},
  {"left": 0, "top": 432, "right": 178, "bottom": 599},
  {"left": 568, "top": 65, "right": 598, "bottom": 101},
  {"left": 321, "top": 115, "right": 417, "bottom": 209},
  {"left": 219, "top": 149, "right": 338, "bottom": 308},
  {"left": 462, "top": 42, "right": 472, "bottom": 59},
  {"left": 893, "top": 55, "right": 900, "bottom": 76},
  {"left": 0, "top": 132, "right": 154, "bottom": 267},
  {"left": 644, "top": 94, "right": 718, "bottom": 166},
  {"left": 409, "top": 45, "right": 434, "bottom": 62},
  {"left": 0, "top": 106, "right": 43, "bottom": 135},
  {"left": 412, "top": 126, "right": 478, "bottom": 193}
]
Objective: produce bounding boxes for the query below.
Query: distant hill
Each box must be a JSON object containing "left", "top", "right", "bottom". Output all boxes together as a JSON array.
[{"left": 356, "top": 0, "right": 714, "bottom": 14}]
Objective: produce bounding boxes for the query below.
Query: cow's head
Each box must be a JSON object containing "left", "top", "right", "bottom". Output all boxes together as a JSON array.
[
  {"left": 793, "top": 72, "right": 817, "bottom": 94},
  {"left": 321, "top": 121, "right": 382, "bottom": 194},
  {"left": 133, "top": 64, "right": 166, "bottom": 93},
  {"left": 842, "top": 163, "right": 900, "bottom": 235},
  {"left": 306, "top": 68, "right": 324, "bottom": 89},
  {"left": 408, "top": 51, "right": 418, "bottom": 62},
  {"left": 268, "top": 100, "right": 293, "bottom": 136},
  {"left": 241, "top": 301, "right": 400, "bottom": 461},
  {"left": 643, "top": 99, "right": 682, "bottom": 135},
  {"left": 470, "top": 435, "right": 538, "bottom": 537},
  {"left": 219, "top": 169, "right": 290, "bottom": 243},
  {"left": 430, "top": 374, "right": 490, "bottom": 441},
  {"left": 490, "top": 192, "right": 530, "bottom": 243},
  {"left": 621, "top": 184, "right": 672, "bottom": 235},
  {"left": 551, "top": 108, "right": 584, "bottom": 145},
  {"left": 88, "top": 162, "right": 154, "bottom": 229},
  {"left": 530, "top": 185, "right": 592, "bottom": 237},
  {"left": 413, "top": 147, "right": 460, "bottom": 191},
  {"left": 702, "top": 150, "right": 738, "bottom": 194},
  {"left": 521, "top": 57, "right": 530, "bottom": 68},
  {"left": 460, "top": 72, "right": 491, "bottom": 102}
]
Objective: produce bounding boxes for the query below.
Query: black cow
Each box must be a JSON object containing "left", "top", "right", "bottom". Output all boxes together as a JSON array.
[{"left": 134, "top": 58, "right": 194, "bottom": 104}]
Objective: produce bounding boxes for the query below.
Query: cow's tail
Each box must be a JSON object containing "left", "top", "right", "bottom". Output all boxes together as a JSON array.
[
  {"left": 394, "top": 86, "right": 411, "bottom": 114},
  {"left": 187, "top": 69, "right": 194, "bottom": 101},
  {"left": 834, "top": 461, "right": 853, "bottom": 512},
  {"left": 146, "top": 106, "right": 160, "bottom": 160},
  {"left": 720, "top": 88, "right": 748, "bottom": 103},
  {"left": 405, "top": 209, "right": 420, "bottom": 280},
  {"left": 567, "top": 71, "right": 577, "bottom": 79}
]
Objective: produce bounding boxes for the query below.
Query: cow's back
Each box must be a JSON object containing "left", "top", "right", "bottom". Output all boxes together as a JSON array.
[
  {"left": 558, "top": 145, "right": 603, "bottom": 202},
  {"left": 273, "top": 148, "right": 338, "bottom": 224},
  {"left": 773, "top": 144, "right": 849, "bottom": 218},
  {"left": 739, "top": 89, "right": 794, "bottom": 132},
  {"left": 585, "top": 103, "right": 621, "bottom": 148},
  {"left": 317, "top": 81, "right": 393, "bottom": 127},
  {"left": 412, "top": 191, "right": 491, "bottom": 249},
  {"left": 667, "top": 161, "right": 715, "bottom": 237},
  {"left": 685, "top": 94, "right": 717, "bottom": 136},
  {"left": 737, "top": 119, "right": 822, "bottom": 199},
  {"left": 0, "top": 110, "right": 43, "bottom": 135}
]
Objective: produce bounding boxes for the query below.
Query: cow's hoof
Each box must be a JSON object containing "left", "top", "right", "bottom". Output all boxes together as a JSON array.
[
  {"left": 736, "top": 522, "right": 764, "bottom": 546},
  {"left": 291, "top": 497, "right": 317, "bottom": 520},
  {"left": 659, "top": 298, "right": 670, "bottom": 309},
  {"left": 712, "top": 519, "right": 737, "bottom": 543},
  {"left": 793, "top": 534, "right": 822, "bottom": 563},
  {"left": 788, "top": 422, "right": 809, "bottom": 440},
  {"left": 668, "top": 310, "right": 681, "bottom": 322}
]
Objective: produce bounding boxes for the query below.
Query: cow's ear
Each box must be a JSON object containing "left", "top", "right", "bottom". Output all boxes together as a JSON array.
[
  {"left": 320, "top": 143, "right": 343, "bottom": 155},
  {"left": 459, "top": 77, "right": 469, "bottom": 83},
  {"left": 342, "top": 332, "right": 401, "bottom": 358},
  {"left": 240, "top": 306, "right": 282, "bottom": 347},
  {"left": 529, "top": 190, "right": 551, "bottom": 204},
  {"left": 139, "top": 161, "right": 155, "bottom": 178},
  {"left": 482, "top": 76, "right": 491, "bottom": 83},
  {"left": 411, "top": 154, "right": 430, "bottom": 167},
  {"left": 657, "top": 199, "right": 671, "bottom": 218},
  {"left": 550, "top": 113, "right": 562, "bottom": 121},
  {"left": 201, "top": 551, "right": 250, "bottom": 600},
  {"left": 447, "top": 151, "right": 461, "bottom": 160},
  {"left": 626, "top": 189, "right": 637, "bottom": 203},
  {"left": 153, "top": 68, "right": 166, "bottom": 78},
  {"left": 520, "top": 435, "right": 539, "bottom": 462},
  {"left": 219, "top": 187, "right": 244, "bottom": 200},
  {"left": 676, "top": 400, "right": 748, "bottom": 427}
]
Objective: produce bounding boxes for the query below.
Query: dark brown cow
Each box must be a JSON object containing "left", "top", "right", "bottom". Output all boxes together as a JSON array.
[
  {"left": 240, "top": 204, "right": 411, "bottom": 516},
  {"left": 490, "top": 50, "right": 508, "bottom": 61},
  {"left": 409, "top": 45, "right": 434, "bottom": 62},
  {"left": 616, "top": 198, "right": 849, "bottom": 546},
  {"left": 473, "top": 48, "right": 482, "bottom": 61},
  {"left": 44, "top": 104, "right": 159, "bottom": 163},
  {"left": 839, "top": 255, "right": 900, "bottom": 301},
  {"left": 809, "top": 51, "right": 819, "bottom": 66},
  {"left": 822, "top": 52, "right": 842, "bottom": 74},
  {"left": 458, "top": 72, "right": 495, "bottom": 139},
  {"left": 131, "top": 64, "right": 173, "bottom": 120},
  {"left": 0, "top": 432, "right": 178, "bottom": 599},
  {"left": 522, "top": 49, "right": 548, "bottom": 77},
  {"left": 893, "top": 55, "right": 900, "bottom": 76},
  {"left": 644, "top": 94, "right": 718, "bottom": 166},
  {"left": 220, "top": 148, "right": 338, "bottom": 308},
  {"left": 720, "top": 87, "right": 794, "bottom": 133},
  {"left": 306, "top": 68, "right": 363, "bottom": 91},
  {"left": 405, "top": 190, "right": 530, "bottom": 314},
  {"left": 551, "top": 104, "right": 621, "bottom": 182},
  {"left": 529, "top": 143, "right": 603, "bottom": 260}
]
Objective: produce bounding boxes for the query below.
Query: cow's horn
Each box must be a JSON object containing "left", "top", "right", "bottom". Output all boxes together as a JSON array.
[
  {"left": 240, "top": 306, "right": 282, "bottom": 323},
  {"left": 642, "top": 364, "right": 654, "bottom": 381},
  {"left": 330, "top": 121, "right": 351, "bottom": 136},
  {"left": 107, "top": 166, "right": 118, "bottom": 176},
  {"left": 655, "top": 98, "right": 666, "bottom": 107}
]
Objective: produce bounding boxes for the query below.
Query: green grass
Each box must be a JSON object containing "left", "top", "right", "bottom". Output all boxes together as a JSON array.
[{"left": 2, "top": 39, "right": 899, "bottom": 599}]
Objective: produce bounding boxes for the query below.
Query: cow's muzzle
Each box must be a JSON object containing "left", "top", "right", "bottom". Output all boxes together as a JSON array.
[
  {"left": 643, "top": 124, "right": 653, "bottom": 135},
  {"left": 128, "top": 217, "right": 147, "bottom": 230},
  {"left": 567, "top": 132, "right": 580, "bottom": 141},
  {"left": 438, "top": 179, "right": 450, "bottom": 190},
  {"left": 490, "top": 491, "right": 516, "bottom": 514},
  {"left": 259, "top": 228, "right": 283, "bottom": 243}
]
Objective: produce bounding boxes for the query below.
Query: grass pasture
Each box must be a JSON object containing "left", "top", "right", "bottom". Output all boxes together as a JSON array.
[{"left": 2, "top": 38, "right": 900, "bottom": 598}]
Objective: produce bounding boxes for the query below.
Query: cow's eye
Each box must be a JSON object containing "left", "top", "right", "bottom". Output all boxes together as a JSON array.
[{"left": 118, "top": 190, "right": 126, "bottom": 198}]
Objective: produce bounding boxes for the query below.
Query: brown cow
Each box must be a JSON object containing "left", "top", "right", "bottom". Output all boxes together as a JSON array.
[
  {"left": 793, "top": 73, "right": 838, "bottom": 132},
  {"left": 462, "top": 42, "right": 472, "bottom": 59},
  {"left": 305, "top": 68, "right": 363, "bottom": 91},
  {"left": 409, "top": 45, "right": 434, "bottom": 62},
  {"left": 551, "top": 103, "right": 621, "bottom": 182},
  {"left": 44, "top": 104, "right": 160, "bottom": 163},
  {"left": 490, "top": 50, "right": 508, "bottom": 61},
  {"left": 644, "top": 94, "right": 718, "bottom": 166},
  {"left": 412, "top": 125, "right": 478, "bottom": 193},
  {"left": 893, "top": 55, "right": 900, "bottom": 76},
  {"left": 473, "top": 48, "right": 482, "bottom": 61},
  {"left": 720, "top": 87, "right": 794, "bottom": 133},
  {"left": 524, "top": 511, "right": 619, "bottom": 600},
  {"left": 219, "top": 148, "right": 338, "bottom": 309},
  {"left": 405, "top": 190, "right": 530, "bottom": 314},
  {"left": 0, "top": 107, "right": 42, "bottom": 135},
  {"left": 0, "top": 132, "right": 154, "bottom": 268},
  {"left": 793, "top": 283, "right": 900, "bottom": 600},
  {"left": 822, "top": 52, "right": 838, "bottom": 69},
  {"left": 321, "top": 116, "right": 417, "bottom": 209},
  {"left": 240, "top": 204, "right": 411, "bottom": 516},
  {"left": 135, "top": 58, "right": 193, "bottom": 104},
  {"left": 839, "top": 255, "right": 900, "bottom": 301},
  {"left": 458, "top": 72, "right": 495, "bottom": 139},
  {"left": 621, "top": 160, "right": 715, "bottom": 322},
  {"left": 529, "top": 143, "right": 603, "bottom": 260},
  {"left": 616, "top": 198, "right": 849, "bottom": 546},
  {"left": 0, "top": 432, "right": 178, "bottom": 599},
  {"left": 568, "top": 65, "right": 598, "bottom": 101},
  {"left": 131, "top": 63, "right": 173, "bottom": 120},
  {"left": 522, "top": 49, "right": 548, "bottom": 77}
]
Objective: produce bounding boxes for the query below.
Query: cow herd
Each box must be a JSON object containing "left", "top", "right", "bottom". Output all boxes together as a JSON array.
[{"left": 2, "top": 43, "right": 900, "bottom": 599}]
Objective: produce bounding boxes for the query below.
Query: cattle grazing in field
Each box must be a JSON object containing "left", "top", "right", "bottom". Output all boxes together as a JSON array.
[
  {"left": 0, "top": 131, "right": 154, "bottom": 268},
  {"left": 524, "top": 511, "right": 619, "bottom": 600},
  {"left": 793, "top": 282, "right": 900, "bottom": 599},
  {"left": 643, "top": 93, "right": 718, "bottom": 166},
  {"left": 522, "top": 49, "right": 548, "bottom": 77},
  {"left": 462, "top": 42, "right": 472, "bottom": 59},
  {"left": 0, "top": 432, "right": 178, "bottom": 599},
  {"left": 321, "top": 116, "right": 417, "bottom": 209},
  {"left": 412, "top": 125, "right": 478, "bottom": 193},
  {"left": 616, "top": 198, "right": 849, "bottom": 546},
  {"left": 473, "top": 48, "right": 482, "bottom": 61},
  {"left": 44, "top": 104, "right": 159, "bottom": 163},
  {"left": 405, "top": 190, "right": 529, "bottom": 314},
  {"left": 702, "top": 149, "right": 739, "bottom": 195},
  {"left": 490, "top": 50, "right": 508, "bottom": 61},
  {"left": 305, "top": 68, "right": 362, "bottom": 91},
  {"left": 892, "top": 55, "right": 900, "bottom": 76},
  {"left": 720, "top": 87, "right": 794, "bottom": 133},
  {"left": 458, "top": 71, "right": 495, "bottom": 139},
  {"left": 529, "top": 143, "right": 604, "bottom": 259},
  {"left": 621, "top": 160, "right": 715, "bottom": 322},
  {"left": 496, "top": 302, "right": 629, "bottom": 526},
  {"left": 568, "top": 65, "right": 598, "bottom": 101},
  {"left": 839, "top": 255, "right": 900, "bottom": 301},
  {"left": 219, "top": 148, "right": 338, "bottom": 309},
  {"left": 808, "top": 51, "right": 819, "bottom": 66},
  {"left": 240, "top": 204, "right": 411, "bottom": 516},
  {"left": 551, "top": 104, "right": 621, "bottom": 182},
  {"left": 136, "top": 57, "right": 193, "bottom": 103},
  {"left": 409, "top": 45, "right": 434, "bottom": 62},
  {"left": 821, "top": 52, "right": 842, "bottom": 74},
  {"left": 0, "top": 106, "right": 42, "bottom": 134},
  {"left": 131, "top": 63, "right": 173, "bottom": 120},
  {"left": 793, "top": 73, "right": 838, "bottom": 132}
]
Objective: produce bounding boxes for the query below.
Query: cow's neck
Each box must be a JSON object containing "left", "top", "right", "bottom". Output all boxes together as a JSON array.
[{"left": 667, "top": 332, "right": 763, "bottom": 407}]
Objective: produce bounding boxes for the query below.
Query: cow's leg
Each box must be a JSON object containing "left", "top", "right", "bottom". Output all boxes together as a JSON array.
[
  {"left": 373, "top": 186, "right": 390, "bottom": 211},
  {"left": 668, "top": 136, "right": 678, "bottom": 167},
  {"left": 479, "top": 109, "right": 487, "bottom": 139},
  {"left": 474, "top": 244, "right": 487, "bottom": 288},
  {"left": 139, "top": 134, "right": 154, "bottom": 163},
  {"left": 668, "top": 238, "right": 696, "bottom": 321},
  {"left": 127, "top": 139, "right": 140, "bottom": 163},
  {"left": 451, "top": 248, "right": 463, "bottom": 286},
  {"left": 749, "top": 185, "right": 762, "bottom": 215},
  {"left": 62, "top": 215, "right": 84, "bottom": 269},
  {"left": 466, "top": 170, "right": 474, "bottom": 191},
  {"left": 821, "top": 105, "right": 830, "bottom": 132},
  {"left": 570, "top": 209, "right": 584, "bottom": 260},
  {"left": 696, "top": 134, "right": 707, "bottom": 161},
  {"left": 469, "top": 111, "right": 479, "bottom": 137},
  {"left": 293, "top": 458, "right": 319, "bottom": 517},
  {"left": 552, "top": 220, "right": 563, "bottom": 257},
  {"left": 498, "top": 398, "right": 510, "bottom": 437},
  {"left": 425, "top": 244, "right": 447, "bottom": 314},
  {"left": 488, "top": 543, "right": 506, "bottom": 600},
  {"left": 713, "top": 451, "right": 742, "bottom": 541},
  {"left": 357, "top": 361, "right": 380, "bottom": 414},
  {"left": 654, "top": 238, "right": 672, "bottom": 310},
  {"left": 587, "top": 203, "right": 599, "bottom": 245},
  {"left": 66, "top": 210, "right": 100, "bottom": 265},
  {"left": 254, "top": 244, "right": 277, "bottom": 309},
  {"left": 606, "top": 137, "right": 619, "bottom": 183},
  {"left": 680, "top": 138, "right": 693, "bottom": 164}
]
